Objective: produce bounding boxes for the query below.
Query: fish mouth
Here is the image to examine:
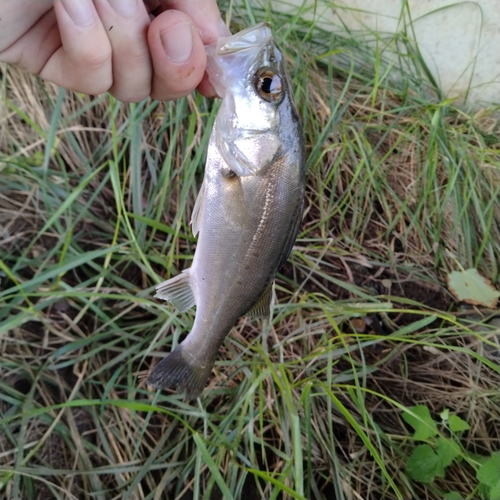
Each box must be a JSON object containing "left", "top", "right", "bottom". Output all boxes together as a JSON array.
[{"left": 217, "top": 22, "right": 273, "bottom": 55}]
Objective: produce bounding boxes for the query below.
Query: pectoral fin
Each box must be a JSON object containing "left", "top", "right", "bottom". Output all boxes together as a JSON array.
[
  {"left": 247, "top": 282, "right": 273, "bottom": 319},
  {"left": 155, "top": 269, "right": 195, "bottom": 312},
  {"left": 190, "top": 180, "right": 205, "bottom": 237},
  {"left": 277, "top": 197, "right": 304, "bottom": 270}
]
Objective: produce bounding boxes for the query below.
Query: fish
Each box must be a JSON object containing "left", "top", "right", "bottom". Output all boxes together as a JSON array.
[{"left": 147, "top": 22, "right": 306, "bottom": 400}]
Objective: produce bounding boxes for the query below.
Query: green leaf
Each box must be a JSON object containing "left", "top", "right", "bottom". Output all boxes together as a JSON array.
[
  {"left": 447, "top": 268, "right": 500, "bottom": 308},
  {"left": 440, "top": 408, "right": 450, "bottom": 421},
  {"left": 490, "top": 481, "right": 500, "bottom": 500},
  {"left": 477, "top": 452, "right": 500, "bottom": 487},
  {"left": 443, "top": 492, "right": 465, "bottom": 500},
  {"left": 403, "top": 405, "right": 438, "bottom": 440},
  {"left": 406, "top": 444, "right": 445, "bottom": 483},
  {"left": 448, "top": 415, "right": 470, "bottom": 432},
  {"left": 436, "top": 437, "right": 461, "bottom": 468},
  {"left": 479, "top": 483, "right": 492, "bottom": 499}
]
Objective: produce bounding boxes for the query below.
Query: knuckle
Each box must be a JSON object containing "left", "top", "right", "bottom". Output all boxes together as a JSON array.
[
  {"left": 70, "top": 49, "right": 113, "bottom": 94},
  {"left": 77, "top": 46, "right": 112, "bottom": 73},
  {"left": 72, "top": 72, "right": 112, "bottom": 95}
]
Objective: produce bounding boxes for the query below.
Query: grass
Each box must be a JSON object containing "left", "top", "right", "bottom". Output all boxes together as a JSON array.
[{"left": 1, "top": 1, "right": 500, "bottom": 499}]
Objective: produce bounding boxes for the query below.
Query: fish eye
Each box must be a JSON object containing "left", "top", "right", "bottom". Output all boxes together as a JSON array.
[{"left": 254, "top": 67, "right": 283, "bottom": 103}]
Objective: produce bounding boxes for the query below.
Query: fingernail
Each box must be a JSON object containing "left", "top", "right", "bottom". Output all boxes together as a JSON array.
[
  {"left": 218, "top": 19, "right": 231, "bottom": 36},
  {"left": 60, "top": 0, "right": 95, "bottom": 27},
  {"left": 161, "top": 22, "right": 194, "bottom": 64},
  {"left": 107, "top": 0, "right": 139, "bottom": 18}
]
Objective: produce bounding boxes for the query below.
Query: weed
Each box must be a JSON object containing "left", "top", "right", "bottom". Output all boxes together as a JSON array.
[{"left": 403, "top": 405, "right": 500, "bottom": 500}]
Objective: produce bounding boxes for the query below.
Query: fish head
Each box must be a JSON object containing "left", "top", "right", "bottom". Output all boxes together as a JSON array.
[{"left": 206, "top": 23, "right": 299, "bottom": 177}]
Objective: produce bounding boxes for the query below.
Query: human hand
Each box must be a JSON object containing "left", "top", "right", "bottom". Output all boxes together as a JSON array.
[{"left": 0, "top": 0, "right": 230, "bottom": 102}]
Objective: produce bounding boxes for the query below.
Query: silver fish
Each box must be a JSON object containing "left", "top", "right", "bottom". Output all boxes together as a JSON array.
[{"left": 148, "top": 23, "right": 305, "bottom": 400}]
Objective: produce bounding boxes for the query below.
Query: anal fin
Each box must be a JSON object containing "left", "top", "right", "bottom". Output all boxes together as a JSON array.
[
  {"left": 246, "top": 282, "right": 273, "bottom": 319},
  {"left": 155, "top": 269, "right": 195, "bottom": 312}
]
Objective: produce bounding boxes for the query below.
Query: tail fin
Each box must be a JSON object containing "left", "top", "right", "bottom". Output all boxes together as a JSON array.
[{"left": 147, "top": 345, "right": 213, "bottom": 401}]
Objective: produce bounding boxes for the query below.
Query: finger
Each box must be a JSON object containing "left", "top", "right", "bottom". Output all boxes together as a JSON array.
[
  {"left": 158, "top": 0, "right": 231, "bottom": 97},
  {"left": 93, "top": 0, "right": 152, "bottom": 102},
  {"left": 38, "top": 0, "right": 113, "bottom": 95},
  {"left": 159, "top": 0, "right": 230, "bottom": 45},
  {"left": 0, "top": 0, "right": 53, "bottom": 54},
  {"left": 0, "top": 7, "right": 62, "bottom": 73},
  {"left": 148, "top": 10, "right": 206, "bottom": 101},
  {"left": 196, "top": 73, "right": 218, "bottom": 98}
]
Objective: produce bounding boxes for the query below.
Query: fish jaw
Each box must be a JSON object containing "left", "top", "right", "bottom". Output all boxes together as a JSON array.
[{"left": 206, "top": 23, "right": 276, "bottom": 99}]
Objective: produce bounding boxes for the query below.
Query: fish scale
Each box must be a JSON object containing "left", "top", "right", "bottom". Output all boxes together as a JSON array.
[{"left": 148, "top": 23, "right": 306, "bottom": 400}]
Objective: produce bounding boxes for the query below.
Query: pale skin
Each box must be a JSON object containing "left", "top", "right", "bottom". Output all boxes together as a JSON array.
[{"left": 0, "top": 0, "right": 230, "bottom": 102}]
